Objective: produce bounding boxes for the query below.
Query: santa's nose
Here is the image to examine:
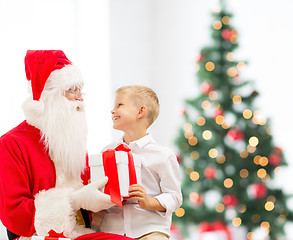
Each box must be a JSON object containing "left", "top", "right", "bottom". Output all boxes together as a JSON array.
[{"left": 75, "top": 94, "right": 84, "bottom": 101}]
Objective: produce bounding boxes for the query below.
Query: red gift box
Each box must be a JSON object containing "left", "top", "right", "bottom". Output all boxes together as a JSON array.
[
  {"left": 32, "top": 237, "right": 70, "bottom": 240},
  {"left": 199, "top": 221, "right": 231, "bottom": 240},
  {"left": 89, "top": 144, "right": 141, "bottom": 207},
  {"left": 32, "top": 230, "right": 70, "bottom": 240}
]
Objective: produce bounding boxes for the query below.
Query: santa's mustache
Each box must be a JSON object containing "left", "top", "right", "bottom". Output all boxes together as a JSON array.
[{"left": 70, "top": 100, "right": 86, "bottom": 112}]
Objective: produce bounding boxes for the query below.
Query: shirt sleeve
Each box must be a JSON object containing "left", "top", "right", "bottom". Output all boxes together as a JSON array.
[
  {"left": 0, "top": 135, "right": 36, "bottom": 237},
  {"left": 154, "top": 151, "right": 182, "bottom": 216}
]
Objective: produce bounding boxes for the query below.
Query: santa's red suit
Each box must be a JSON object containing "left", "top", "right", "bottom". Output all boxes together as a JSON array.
[
  {"left": 0, "top": 50, "right": 134, "bottom": 240},
  {"left": 0, "top": 121, "right": 90, "bottom": 236}
]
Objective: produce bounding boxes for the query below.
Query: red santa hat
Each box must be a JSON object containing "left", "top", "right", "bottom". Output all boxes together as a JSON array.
[
  {"left": 25, "top": 50, "right": 72, "bottom": 100},
  {"left": 22, "top": 50, "right": 84, "bottom": 124}
]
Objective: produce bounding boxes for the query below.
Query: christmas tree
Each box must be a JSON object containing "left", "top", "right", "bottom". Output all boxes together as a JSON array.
[{"left": 173, "top": 2, "right": 293, "bottom": 239}]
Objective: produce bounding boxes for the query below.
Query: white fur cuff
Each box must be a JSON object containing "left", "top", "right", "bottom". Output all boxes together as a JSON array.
[{"left": 34, "top": 187, "right": 76, "bottom": 238}]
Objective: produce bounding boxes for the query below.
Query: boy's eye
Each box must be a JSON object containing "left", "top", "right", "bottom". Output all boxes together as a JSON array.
[{"left": 117, "top": 103, "right": 123, "bottom": 107}]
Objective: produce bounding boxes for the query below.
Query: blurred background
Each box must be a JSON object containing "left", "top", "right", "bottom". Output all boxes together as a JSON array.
[{"left": 0, "top": 0, "right": 292, "bottom": 239}]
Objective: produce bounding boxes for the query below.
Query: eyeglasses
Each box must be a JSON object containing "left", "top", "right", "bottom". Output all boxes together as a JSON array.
[{"left": 66, "top": 88, "right": 85, "bottom": 97}]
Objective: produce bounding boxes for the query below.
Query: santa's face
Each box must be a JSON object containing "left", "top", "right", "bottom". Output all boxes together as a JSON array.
[{"left": 64, "top": 86, "right": 84, "bottom": 102}]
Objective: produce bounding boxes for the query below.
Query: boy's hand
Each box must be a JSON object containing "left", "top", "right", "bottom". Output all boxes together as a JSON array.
[
  {"left": 128, "top": 184, "right": 149, "bottom": 209},
  {"left": 129, "top": 184, "right": 166, "bottom": 212}
]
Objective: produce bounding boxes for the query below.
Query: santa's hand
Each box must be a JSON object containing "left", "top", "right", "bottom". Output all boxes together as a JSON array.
[{"left": 70, "top": 177, "right": 114, "bottom": 212}]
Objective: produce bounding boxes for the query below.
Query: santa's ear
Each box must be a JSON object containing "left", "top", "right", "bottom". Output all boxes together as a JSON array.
[{"left": 137, "top": 105, "right": 147, "bottom": 119}]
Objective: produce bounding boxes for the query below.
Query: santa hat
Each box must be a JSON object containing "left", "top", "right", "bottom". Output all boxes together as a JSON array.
[
  {"left": 25, "top": 50, "right": 71, "bottom": 100},
  {"left": 22, "top": 50, "right": 84, "bottom": 125},
  {"left": 24, "top": 50, "right": 83, "bottom": 101}
]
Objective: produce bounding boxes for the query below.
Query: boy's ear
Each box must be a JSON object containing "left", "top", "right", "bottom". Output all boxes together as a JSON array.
[{"left": 137, "top": 105, "right": 147, "bottom": 119}]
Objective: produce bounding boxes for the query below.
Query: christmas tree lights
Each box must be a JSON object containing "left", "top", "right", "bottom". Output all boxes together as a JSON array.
[{"left": 172, "top": 2, "right": 293, "bottom": 239}]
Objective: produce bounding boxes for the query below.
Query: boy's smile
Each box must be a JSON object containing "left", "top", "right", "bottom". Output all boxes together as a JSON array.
[
  {"left": 111, "top": 93, "right": 139, "bottom": 131},
  {"left": 112, "top": 115, "right": 120, "bottom": 121}
]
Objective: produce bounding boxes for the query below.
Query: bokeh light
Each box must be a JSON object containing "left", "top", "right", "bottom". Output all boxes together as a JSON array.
[
  {"left": 265, "top": 201, "right": 274, "bottom": 211},
  {"left": 215, "top": 115, "right": 225, "bottom": 125},
  {"left": 197, "top": 116, "right": 206, "bottom": 126},
  {"left": 240, "top": 169, "right": 249, "bottom": 178},
  {"left": 213, "top": 20, "right": 222, "bottom": 29},
  {"left": 217, "top": 155, "right": 226, "bottom": 164},
  {"left": 209, "top": 148, "right": 218, "bottom": 158},
  {"left": 188, "top": 136, "right": 198, "bottom": 146},
  {"left": 226, "top": 52, "right": 234, "bottom": 61},
  {"left": 249, "top": 136, "right": 259, "bottom": 147},
  {"left": 257, "top": 168, "right": 267, "bottom": 179},
  {"left": 190, "top": 151, "right": 199, "bottom": 160},
  {"left": 216, "top": 203, "right": 225, "bottom": 212},
  {"left": 222, "top": 16, "right": 230, "bottom": 25},
  {"left": 183, "top": 122, "right": 193, "bottom": 132},
  {"left": 232, "top": 95, "right": 242, "bottom": 104},
  {"left": 175, "top": 208, "right": 185, "bottom": 217},
  {"left": 240, "top": 150, "right": 249, "bottom": 158},
  {"left": 202, "top": 100, "right": 211, "bottom": 110},
  {"left": 203, "top": 130, "right": 212, "bottom": 140},
  {"left": 254, "top": 155, "right": 261, "bottom": 165},
  {"left": 243, "top": 109, "right": 252, "bottom": 119},
  {"left": 227, "top": 67, "right": 238, "bottom": 77},
  {"left": 205, "top": 61, "right": 215, "bottom": 71},
  {"left": 224, "top": 178, "right": 233, "bottom": 188},
  {"left": 232, "top": 217, "right": 242, "bottom": 227},
  {"left": 190, "top": 171, "right": 200, "bottom": 181}
]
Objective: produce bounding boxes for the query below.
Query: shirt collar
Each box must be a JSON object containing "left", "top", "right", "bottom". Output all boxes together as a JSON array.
[{"left": 117, "top": 134, "right": 154, "bottom": 149}]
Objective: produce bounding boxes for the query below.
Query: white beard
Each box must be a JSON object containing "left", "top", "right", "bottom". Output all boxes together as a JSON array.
[{"left": 23, "top": 94, "right": 88, "bottom": 186}]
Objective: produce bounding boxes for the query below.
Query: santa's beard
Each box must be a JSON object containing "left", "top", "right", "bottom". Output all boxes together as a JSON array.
[{"left": 23, "top": 94, "right": 88, "bottom": 184}]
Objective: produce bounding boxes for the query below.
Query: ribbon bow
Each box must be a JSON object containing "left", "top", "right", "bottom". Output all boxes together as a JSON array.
[
  {"left": 102, "top": 144, "right": 137, "bottom": 207},
  {"left": 199, "top": 220, "right": 231, "bottom": 240},
  {"left": 43, "top": 230, "right": 67, "bottom": 239}
]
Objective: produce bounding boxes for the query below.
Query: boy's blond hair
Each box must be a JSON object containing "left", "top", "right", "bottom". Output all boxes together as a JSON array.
[{"left": 116, "top": 85, "right": 160, "bottom": 127}]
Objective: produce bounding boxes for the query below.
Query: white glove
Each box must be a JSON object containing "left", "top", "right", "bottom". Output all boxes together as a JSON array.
[{"left": 70, "top": 177, "right": 114, "bottom": 212}]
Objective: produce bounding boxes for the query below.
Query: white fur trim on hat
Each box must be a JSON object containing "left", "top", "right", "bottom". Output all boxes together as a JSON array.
[{"left": 44, "top": 64, "right": 84, "bottom": 95}]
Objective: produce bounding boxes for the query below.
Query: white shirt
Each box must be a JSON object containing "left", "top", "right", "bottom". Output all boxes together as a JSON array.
[{"left": 99, "top": 134, "right": 182, "bottom": 238}]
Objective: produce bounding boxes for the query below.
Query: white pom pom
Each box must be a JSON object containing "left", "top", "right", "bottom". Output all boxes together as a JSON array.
[{"left": 22, "top": 98, "right": 44, "bottom": 127}]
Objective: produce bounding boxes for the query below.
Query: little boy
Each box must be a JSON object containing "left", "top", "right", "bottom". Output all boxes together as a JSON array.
[{"left": 97, "top": 85, "right": 182, "bottom": 240}]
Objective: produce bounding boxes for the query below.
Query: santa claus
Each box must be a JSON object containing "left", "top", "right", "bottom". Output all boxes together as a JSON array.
[{"left": 0, "top": 50, "right": 134, "bottom": 240}]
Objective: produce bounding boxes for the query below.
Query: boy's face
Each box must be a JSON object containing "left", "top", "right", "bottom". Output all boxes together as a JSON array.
[{"left": 111, "top": 93, "right": 140, "bottom": 131}]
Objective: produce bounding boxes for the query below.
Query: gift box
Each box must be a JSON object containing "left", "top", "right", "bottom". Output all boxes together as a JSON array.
[
  {"left": 200, "top": 232, "right": 228, "bottom": 240},
  {"left": 89, "top": 151, "right": 142, "bottom": 196},
  {"left": 89, "top": 144, "right": 141, "bottom": 207},
  {"left": 199, "top": 221, "right": 231, "bottom": 240},
  {"left": 32, "top": 237, "right": 70, "bottom": 240},
  {"left": 32, "top": 230, "right": 70, "bottom": 240}
]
